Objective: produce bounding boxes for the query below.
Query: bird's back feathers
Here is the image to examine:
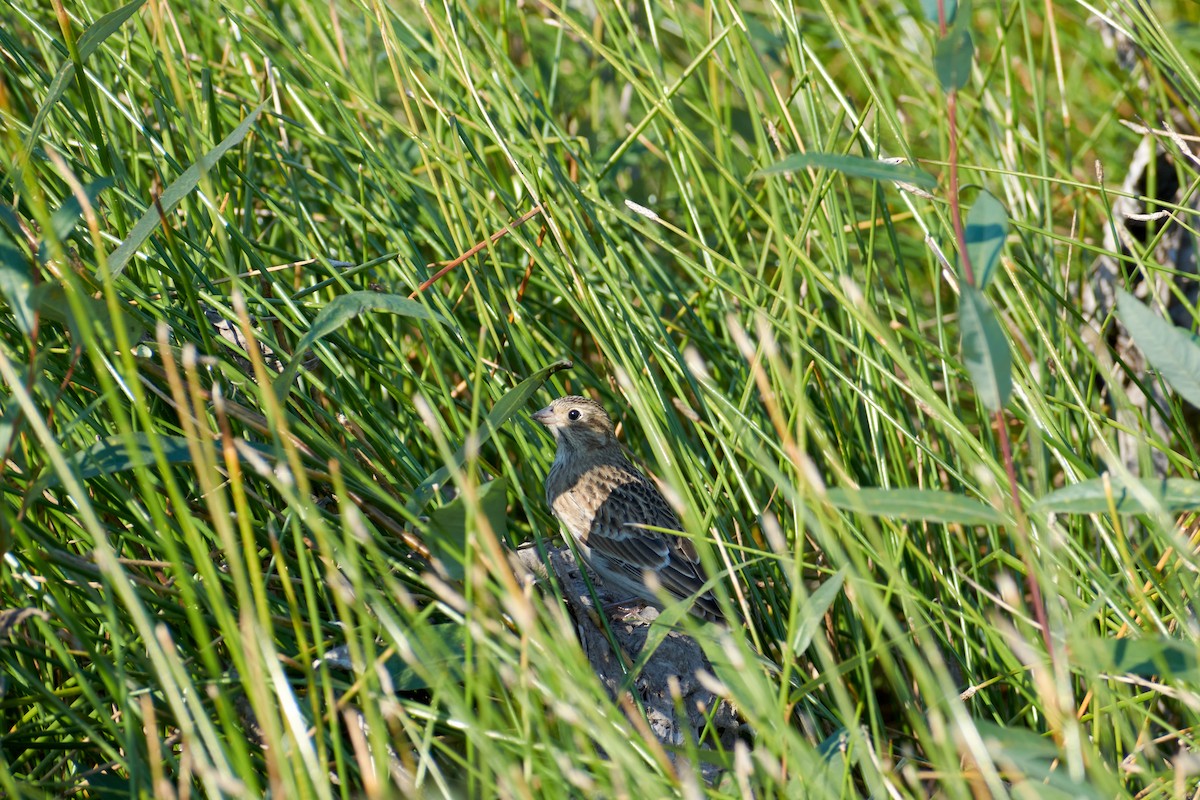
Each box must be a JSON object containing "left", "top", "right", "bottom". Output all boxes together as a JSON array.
[{"left": 545, "top": 448, "right": 722, "bottom": 620}]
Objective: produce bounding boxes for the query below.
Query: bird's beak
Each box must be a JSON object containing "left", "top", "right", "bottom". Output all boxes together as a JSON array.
[{"left": 531, "top": 406, "right": 553, "bottom": 426}]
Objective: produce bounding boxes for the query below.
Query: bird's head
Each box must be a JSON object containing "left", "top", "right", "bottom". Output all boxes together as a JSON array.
[{"left": 531, "top": 395, "right": 618, "bottom": 453}]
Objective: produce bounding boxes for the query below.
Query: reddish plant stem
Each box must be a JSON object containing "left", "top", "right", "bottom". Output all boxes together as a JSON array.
[
  {"left": 409, "top": 204, "right": 545, "bottom": 299},
  {"left": 998, "top": 411, "right": 1054, "bottom": 664},
  {"left": 947, "top": 90, "right": 975, "bottom": 288},
  {"left": 938, "top": 0, "right": 1053, "bottom": 670},
  {"left": 511, "top": 222, "right": 548, "bottom": 321}
]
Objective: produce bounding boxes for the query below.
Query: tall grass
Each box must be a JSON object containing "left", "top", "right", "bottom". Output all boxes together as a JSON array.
[{"left": 1, "top": 0, "right": 1199, "bottom": 796}]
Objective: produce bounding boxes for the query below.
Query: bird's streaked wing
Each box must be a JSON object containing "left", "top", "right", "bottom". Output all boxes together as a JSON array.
[{"left": 585, "top": 475, "right": 714, "bottom": 607}]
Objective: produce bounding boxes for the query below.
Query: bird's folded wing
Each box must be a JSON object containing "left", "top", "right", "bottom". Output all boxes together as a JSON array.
[{"left": 586, "top": 478, "right": 710, "bottom": 602}]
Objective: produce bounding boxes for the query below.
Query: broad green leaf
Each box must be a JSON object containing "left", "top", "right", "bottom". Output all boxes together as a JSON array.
[
  {"left": 25, "top": 65, "right": 76, "bottom": 168},
  {"left": 107, "top": 100, "right": 267, "bottom": 278},
  {"left": 383, "top": 624, "right": 467, "bottom": 691},
  {"left": 408, "top": 359, "right": 573, "bottom": 515},
  {"left": 826, "top": 487, "right": 1004, "bottom": 525},
  {"left": 0, "top": 228, "right": 34, "bottom": 336},
  {"left": 753, "top": 153, "right": 937, "bottom": 189},
  {"left": 32, "top": 282, "right": 147, "bottom": 349},
  {"left": 815, "top": 727, "right": 852, "bottom": 792},
  {"left": 816, "top": 727, "right": 850, "bottom": 764},
  {"left": 35, "top": 433, "right": 274, "bottom": 493},
  {"left": 1116, "top": 289, "right": 1200, "bottom": 410},
  {"left": 632, "top": 600, "right": 695, "bottom": 687},
  {"left": 1070, "top": 635, "right": 1200, "bottom": 682},
  {"left": 1, "top": 180, "right": 119, "bottom": 339},
  {"left": 23, "top": 0, "right": 147, "bottom": 168},
  {"left": 934, "top": 0, "right": 974, "bottom": 91},
  {"left": 0, "top": 395, "right": 20, "bottom": 471},
  {"left": 1032, "top": 476, "right": 1200, "bottom": 516},
  {"left": 77, "top": 0, "right": 148, "bottom": 60},
  {"left": 976, "top": 720, "right": 1058, "bottom": 761},
  {"left": 428, "top": 477, "right": 509, "bottom": 581},
  {"left": 792, "top": 567, "right": 845, "bottom": 654},
  {"left": 0, "top": 206, "right": 23, "bottom": 241},
  {"left": 325, "top": 624, "right": 467, "bottom": 691},
  {"left": 974, "top": 721, "right": 1104, "bottom": 800},
  {"left": 921, "top": 0, "right": 957, "bottom": 24},
  {"left": 69, "top": 761, "right": 130, "bottom": 796},
  {"left": 274, "top": 292, "right": 452, "bottom": 402},
  {"left": 964, "top": 190, "right": 1008, "bottom": 288},
  {"left": 959, "top": 284, "right": 1011, "bottom": 411},
  {"left": 39, "top": 178, "right": 116, "bottom": 263}
]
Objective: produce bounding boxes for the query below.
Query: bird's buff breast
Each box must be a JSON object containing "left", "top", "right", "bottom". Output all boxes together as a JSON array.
[
  {"left": 544, "top": 451, "right": 625, "bottom": 550},
  {"left": 545, "top": 457, "right": 634, "bottom": 592},
  {"left": 546, "top": 462, "right": 592, "bottom": 540}
]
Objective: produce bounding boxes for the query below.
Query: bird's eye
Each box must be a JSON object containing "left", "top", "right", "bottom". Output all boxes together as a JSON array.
[{"left": 567, "top": 409, "right": 581, "bottom": 421}]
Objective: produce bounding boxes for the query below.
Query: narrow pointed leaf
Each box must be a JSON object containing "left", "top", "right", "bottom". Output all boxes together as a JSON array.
[
  {"left": 40, "top": 178, "right": 116, "bottom": 263},
  {"left": 34, "top": 433, "right": 274, "bottom": 494},
  {"left": 0, "top": 229, "right": 34, "bottom": 336},
  {"left": 107, "top": 100, "right": 266, "bottom": 277},
  {"left": 274, "top": 292, "right": 451, "bottom": 402},
  {"left": 1070, "top": 635, "right": 1200, "bottom": 681},
  {"left": 826, "top": 487, "right": 1003, "bottom": 525},
  {"left": 921, "top": 0, "right": 957, "bottom": 23},
  {"left": 1033, "top": 476, "right": 1200, "bottom": 516},
  {"left": 754, "top": 152, "right": 937, "bottom": 189},
  {"left": 23, "top": 0, "right": 147, "bottom": 170},
  {"left": 427, "top": 478, "right": 509, "bottom": 581},
  {"left": 934, "top": 0, "right": 974, "bottom": 91},
  {"left": 25, "top": 65, "right": 76, "bottom": 166},
  {"left": 964, "top": 190, "right": 1008, "bottom": 288},
  {"left": 1116, "top": 289, "right": 1200, "bottom": 410},
  {"left": 959, "top": 284, "right": 1011, "bottom": 410},
  {"left": 77, "top": 0, "right": 148, "bottom": 60},
  {"left": 791, "top": 567, "right": 846, "bottom": 654}
]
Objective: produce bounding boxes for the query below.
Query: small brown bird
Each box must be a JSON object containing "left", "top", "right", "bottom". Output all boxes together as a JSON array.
[{"left": 532, "top": 395, "right": 722, "bottom": 621}]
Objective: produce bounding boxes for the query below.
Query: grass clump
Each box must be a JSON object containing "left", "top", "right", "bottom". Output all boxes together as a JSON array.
[{"left": 1, "top": 0, "right": 1200, "bottom": 796}]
